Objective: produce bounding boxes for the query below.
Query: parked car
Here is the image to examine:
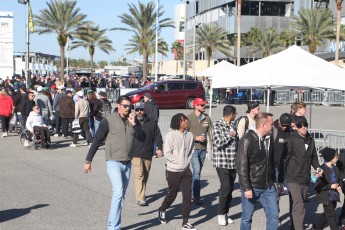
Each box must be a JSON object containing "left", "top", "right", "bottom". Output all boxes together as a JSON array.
[{"left": 125, "top": 80, "right": 205, "bottom": 109}]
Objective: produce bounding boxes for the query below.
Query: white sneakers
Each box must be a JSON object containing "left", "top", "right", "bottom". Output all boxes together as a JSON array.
[
  {"left": 69, "top": 143, "right": 77, "bottom": 147},
  {"left": 2, "top": 132, "right": 8, "bottom": 137},
  {"left": 218, "top": 214, "right": 234, "bottom": 226},
  {"left": 23, "top": 140, "right": 29, "bottom": 147},
  {"left": 53, "top": 134, "right": 59, "bottom": 137}
]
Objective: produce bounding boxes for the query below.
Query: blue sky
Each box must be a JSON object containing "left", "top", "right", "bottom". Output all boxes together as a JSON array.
[{"left": 2, "top": 0, "right": 181, "bottom": 63}]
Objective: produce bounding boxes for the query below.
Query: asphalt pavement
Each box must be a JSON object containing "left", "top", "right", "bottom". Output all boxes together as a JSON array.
[{"left": 1, "top": 104, "right": 344, "bottom": 230}]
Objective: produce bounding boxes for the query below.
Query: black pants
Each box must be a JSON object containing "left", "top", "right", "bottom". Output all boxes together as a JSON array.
[
  {"left": 317, "top": 201, "right": 337, "bottom": 230},
  {"left": 73, "top": 117, "right": 92, "bottom": 144},
  {"left": 55, "top": 111, "right": 62, "bottom": 135},
  {"left": 160, "top": 169, "right": 192, "bottom": 226},
  {"left": 0, "top": 115, "right": 10, "bottom": 133},
  {"left": 61, "top": 118, "right": 73, "bottom": 137},
  {"left": 216, "top": 168, "right": 236, "bottom": 215},
  {"left": 34, "top": 126, "right": 51, "bottom": 145}
]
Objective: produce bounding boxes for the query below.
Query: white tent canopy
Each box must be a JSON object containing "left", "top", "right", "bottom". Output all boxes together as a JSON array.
[
  {"left": 195, "top": 60, "right": 237, "bottom": 77},
  {"left": 212, "top": 45, "right": 345, "bottom": 91}
]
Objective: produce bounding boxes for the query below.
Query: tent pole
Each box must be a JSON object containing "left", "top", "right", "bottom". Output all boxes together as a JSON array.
[
  {"left": 267, "top": 87, "right": 270, "bottom": 112},
  {"left": 209, "top": 87, "right": 213, "bottom": 118},
  {"left": 309, "top": 89, "right": 312, "bottom": 129}
]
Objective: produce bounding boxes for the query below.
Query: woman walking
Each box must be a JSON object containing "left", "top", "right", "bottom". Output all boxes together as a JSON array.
[{"left": 0, "top": 89, "right": 14, "bottom": 137}]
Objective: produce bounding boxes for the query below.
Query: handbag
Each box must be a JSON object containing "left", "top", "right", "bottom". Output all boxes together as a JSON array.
[{"left": 71, "top": 119, "right": 82, "bottom": 133}]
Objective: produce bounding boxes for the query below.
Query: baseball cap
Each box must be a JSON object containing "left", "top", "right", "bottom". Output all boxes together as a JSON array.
[
  {"left": 143, "top": 93, "right": 152, "bottom": 99},
  {"left": 76, "top": 90, "right": 84, "bottom": 97},
  {"left": 279, "top": 113, "right": 292, "bottom": 126},
  {"left": 98, "top": 91, "right": 107, "bottom": 97},
  {"left": 294, "top": 116, "right": 308, "bottom": 125},
  {"left": 193, "top": 98, "right": 206, "bottom": 107},
  {"left": 246, "top": 101, "right": 259, "bottom": 113},
  {"left": 134, "top": 102, "right": 144, "bottom": 110},
  {"left": 37, "top": 86, "right": 43, "bottom": 92}
]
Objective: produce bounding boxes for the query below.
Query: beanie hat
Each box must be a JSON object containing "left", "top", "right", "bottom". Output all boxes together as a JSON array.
[
  {"left": 143, "top": 93, "right": 152, "bottom": 100},
  {"left": 321, "top": 147, "right": 337, "bottom": 162},
  {"left": 279, "top": 113, "right": 292, "bottom": 126},
  {"left": 246, "top": 101, "right": 259, "bottom": 113}
]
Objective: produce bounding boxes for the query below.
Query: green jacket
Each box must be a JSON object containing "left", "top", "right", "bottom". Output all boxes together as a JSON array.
[{"left": 187, "top": 112, "right": 212, "bottom": 150}]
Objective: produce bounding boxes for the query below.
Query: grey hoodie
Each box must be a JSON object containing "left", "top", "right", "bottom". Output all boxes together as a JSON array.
[{"left": 164, "top": 129, "right": 195, "bottom": 172}]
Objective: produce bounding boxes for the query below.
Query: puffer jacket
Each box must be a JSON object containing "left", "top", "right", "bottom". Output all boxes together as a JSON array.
[
  {"left": 0, "top": 93, "right": 13, "bottom": 117},
  {"left": 26, "top": 111, "right": 45, "bottom": 131},
  {"left": 236, "top": 129, "right": 275, "bottom": 191}
]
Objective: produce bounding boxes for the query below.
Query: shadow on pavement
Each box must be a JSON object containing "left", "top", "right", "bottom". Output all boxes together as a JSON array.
[{"left": 0, "top": 204, "right": 49, "bottom": 223}]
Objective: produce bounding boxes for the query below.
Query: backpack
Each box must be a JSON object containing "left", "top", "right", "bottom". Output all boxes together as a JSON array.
[
  {"left": 233, "top": 115, "right": 249, "bottom": 133},
  {"left": 99, "top": 99, "right": 112, "bottom": 118}
]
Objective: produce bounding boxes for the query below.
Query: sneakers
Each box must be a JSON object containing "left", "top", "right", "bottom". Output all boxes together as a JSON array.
[
  {"left": 69, "top": 143, "right": 77, "bottom": 147},
  {"left": 23, "top": 140, "right": 29, "bottom": 147},
  {"left": 192, "top": 199, "right": 203, "bottom": 205},
  {"left": 82, "top": 142, "right": 89, "bottom": 146},
  {"left": 158, "top": 208, "right": 167, "bottom": 224},
  {"left": 53, "top": 134, "right": 59, "bottom": 137},
  {"left": 137, "top": 200, "right": 148, "bottom": 206},
  {"left": 218, "top": 214, "right": 226, "bottom": 226},
  {"left": 181, "top": 223, "right": 197, "bottom": 230},
  {"left": 2, "top": 132, "right": 8, "bottom": 137},
  {"left": 227, "top": 216, "right": 234, "bottom": 224}
]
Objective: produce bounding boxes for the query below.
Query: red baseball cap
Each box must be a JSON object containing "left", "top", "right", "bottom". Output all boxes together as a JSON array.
[{"left": 193, "top": 98, "right": 206, "bottom": 106}]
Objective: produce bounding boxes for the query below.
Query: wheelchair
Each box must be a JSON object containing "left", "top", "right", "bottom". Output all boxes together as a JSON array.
[{"left": 19, "top": 129, "right": 50, "bottom": 149}]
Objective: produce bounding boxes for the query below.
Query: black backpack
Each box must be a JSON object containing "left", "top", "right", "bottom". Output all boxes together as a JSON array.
[
  {"left": 233, "top": 116, "right": 249, "bottom": 133},
  {"left": 99, "top": 100, "right": 112, "bottom": 118}
]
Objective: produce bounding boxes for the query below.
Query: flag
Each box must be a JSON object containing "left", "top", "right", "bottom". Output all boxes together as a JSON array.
[{"left": 28, "top": 2, "right": 34, "bottom": 32}]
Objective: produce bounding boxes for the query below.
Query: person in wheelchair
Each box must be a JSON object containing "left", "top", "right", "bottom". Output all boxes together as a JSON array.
[{"left": 26, "top": 105, "right": 51, "bottom": 146}]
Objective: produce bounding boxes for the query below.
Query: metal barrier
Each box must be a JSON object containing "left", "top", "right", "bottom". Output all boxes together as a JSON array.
[{"left": 274, "top": 90, "right": 345, "bottom": 105}]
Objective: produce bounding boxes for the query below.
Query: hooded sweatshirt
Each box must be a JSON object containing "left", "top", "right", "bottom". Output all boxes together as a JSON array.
[
  {"left": 26, "top": 111, "right": 45, "bottom": 132},
  {"left": 164, "top": 129, "right": 195, "bottom": 172}
]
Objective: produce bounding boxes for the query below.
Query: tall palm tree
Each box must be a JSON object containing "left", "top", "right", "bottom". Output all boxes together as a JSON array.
[
  {"left": 335, "top": 0, "right": 343, "bottom": 65},
  {"left": 70, "top": 22, "right": 115, "bottom": 71},
  {"left": 280, "top": 29, "right": 296, "bottom": 48},
  {"left": 195, "top": 23, "right": 232, "bottom": 67},
  {"left": 256, "top": 28, "right": 282, "bottom": 57},
  {"left": 171, "top": 41, "right": 184, "bottom": 74},
  {"left": 113, "top": 1, "right": 174, "bottom": 82},
  {"left": 246, "top": 27, "right": 260, "bottom": 61},
  {"left": 292, "top": 8, "right": 335, "bottom": 54},
  {"left": 34, "top": 0, "right": 87, "bottom": 80}
]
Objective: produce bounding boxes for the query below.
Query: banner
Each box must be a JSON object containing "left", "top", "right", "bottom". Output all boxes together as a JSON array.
[{"left": 28, "top": 2, "right": 34, "bottom": 32}]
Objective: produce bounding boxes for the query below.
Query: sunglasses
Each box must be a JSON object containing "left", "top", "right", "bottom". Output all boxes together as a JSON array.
[
  {"left": 120, "top": 104, "right": 131, "bottom": 109},
  {"left": 198, "top": 104, "right": 206, "bottom": 107},
  {"left": 135, "top": 108, "right": 144, "bottom": 112},
  {"left": 296, "top": 122, "right": 308, "bottom": 128}
]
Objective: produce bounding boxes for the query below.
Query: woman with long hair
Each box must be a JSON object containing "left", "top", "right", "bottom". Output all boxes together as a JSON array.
[
  {"left": 0, "top": 89, "right": 14, "bottom": 137},
  {"left": 86, "top": 90, "right": 97, "bottom": 139}
]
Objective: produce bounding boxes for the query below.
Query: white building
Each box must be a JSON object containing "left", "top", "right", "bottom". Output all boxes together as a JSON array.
[{"left": 0, "top": 12, "right": 14, "bottom": 79}]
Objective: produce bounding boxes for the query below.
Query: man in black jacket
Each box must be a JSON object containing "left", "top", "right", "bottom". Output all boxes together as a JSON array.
[
  {"left": 284, "top": 116, "right": 322, "bottom": 230},
  {"left": 236, "top": 112, "right": 278, "bottom": 230},
  {"left": 20, "top": 91, "right": 35, "bottom": 128},
  {"left": 143, "top": 93, "right": 159, "bottom": 123},
  {"left": 130, "top": 102, "right": 163, "bottom": 206}
]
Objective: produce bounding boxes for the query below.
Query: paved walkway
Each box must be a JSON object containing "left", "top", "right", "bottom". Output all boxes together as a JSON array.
[{"left": 1, "top": 104, "right": 344, "bottom": 230}]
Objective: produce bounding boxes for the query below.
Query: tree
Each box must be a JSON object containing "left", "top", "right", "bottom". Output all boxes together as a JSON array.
[
  {"left": 335, "top": 0, "right": 343, "bottom": 65},
  {"left": 70, "top": 22, "right": 115, "bottom": 71},
  {"left": 280, "top": 29, "right": 296, "bottom": 48},
  {"left": 256, "top": 28, "right": 282, "bottom": 57},
  {"left": 112, "top": 1, "right": 174, "bottom": 82},
  {"left": 98, "top": 61, "right": 109, "bottom": 68},
  {"left": 195, "top": 23, "right": 232, "bottom": 67},
  {"left": 246, "top": 27, "right": 260, "bottom": 60},
  {"left": 292, "top": 8, "right": 335, "bottom": 54},
  {"left": 237, "top": 0, "right": 243, "bottom": 66},
  {"left": 34, "top": 0, "right": 87, "bottom": 80},
  {"left": 171, "top": 41, "right": 184, "bottom": 74}
]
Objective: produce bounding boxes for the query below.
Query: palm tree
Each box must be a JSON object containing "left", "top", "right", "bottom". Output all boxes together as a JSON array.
[
  {"left": 70, "top": 22, "right": 115, "bottom": 71},
  {"left": 335, "top": 0, "right": 343, "bottom": 65},
  {"left": 112, "top": 1, "right": 174, "bottom": 82},
  {"left": 34, "top": 0, "right": 87, "bottom": 80},
  {"left": 195, "top": 23, "right": 232, "bottom": 67},
  {"left": 246, "top": 27, "right": 260, "bottom": 61},
  {"left": 292, "top": 8, "right": 335, "bottom": 54},
  {"left": 280, "top": 29, "right": 296, "bottom": 48},
  {"left": 171, "top": 41, "right": 184, "bottom": 74},
  {"left": 256, "top": 28, "right": 282, "bottom": 57}
]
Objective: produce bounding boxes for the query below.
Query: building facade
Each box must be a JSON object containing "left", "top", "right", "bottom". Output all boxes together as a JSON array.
[{"left": 0, "top": 12, "right": 14, "bottom": 79}]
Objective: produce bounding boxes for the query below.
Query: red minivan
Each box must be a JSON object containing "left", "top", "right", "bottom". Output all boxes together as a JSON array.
[{"left": 125, "top": 80, "right": 205, "bottom": 109}]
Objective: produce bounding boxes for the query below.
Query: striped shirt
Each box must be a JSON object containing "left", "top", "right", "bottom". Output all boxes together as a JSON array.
[{"left": 211, "top": 118, "right": 237, "bottom": 169}]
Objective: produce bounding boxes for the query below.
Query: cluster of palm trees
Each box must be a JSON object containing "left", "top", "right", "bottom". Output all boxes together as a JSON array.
[{"left": 33, "top": 0, "right": 344, "bottom": 82}]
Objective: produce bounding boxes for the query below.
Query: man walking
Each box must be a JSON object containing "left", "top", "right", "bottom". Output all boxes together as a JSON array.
[
  {"left": 158, "top": 113, "right": 196, "bottom": 230},
  {"left": 34, "top": 85, "right": 52, "bottom": 125},
  {"left": 143, "top": 93, "right": 159, "bottom": 123},
  {"left": 52, "top": 85, "right": 65, "bottom": 137},
  {"left": 130, "top": 102, "right": 163, "bottom": 206},
  {"left": 83, "top": 95, "right": 144, "bottom": 230},
  {"left": 59, "top": 90, "right": 75, "bottom": 138},
  {"left": 237, "top": 101, "right": 260, "bottom": 139},
  {"left": 236, "top": 112, "right": 278, "bottom": 230},
  {"left": 187, "top": 98, "right": 212, "bottom": 205},
  {"left": 211, "top": 105, "right": 238, "bottom": 226},
  {"left": 284, "top": 116, "right": 322, "bottom": 230}
]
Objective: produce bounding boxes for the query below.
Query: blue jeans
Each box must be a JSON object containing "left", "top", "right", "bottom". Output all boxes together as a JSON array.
[
  {"left": 94, "top": 119, "right": 101, "bottom": 135},
  {"left": 106, "top": 160, "right": 131, "bottom": 230},
  {"left": 240, "top": 186, "right": 279, "bottom": 230},
  {"left": 191, "top": 149, "right": 207, "bottom": 199}
]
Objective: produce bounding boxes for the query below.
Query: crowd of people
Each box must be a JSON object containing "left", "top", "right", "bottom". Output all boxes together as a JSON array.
[{"left": 1, "top": 74, "right": 345, "bottom": 230}]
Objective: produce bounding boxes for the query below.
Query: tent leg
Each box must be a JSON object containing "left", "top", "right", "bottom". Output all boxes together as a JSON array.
[
  {"left": 267, "top": 87, "right": 270, "bottom": 112},
  {"left": 309, "top": 89, "right": 312, "bottom": 129}
]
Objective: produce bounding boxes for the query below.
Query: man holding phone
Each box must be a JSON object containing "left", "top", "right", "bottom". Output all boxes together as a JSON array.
[{"left": 83, "top": 95, "right": 145, "bottom": 230}]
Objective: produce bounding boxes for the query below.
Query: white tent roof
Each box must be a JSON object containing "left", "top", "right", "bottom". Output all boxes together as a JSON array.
[
  {"left": 195, "top": 60, "right": 237, "bottom": 77},
  {"left": 212, "top": 45, "right": 345, "bottom": 90}
]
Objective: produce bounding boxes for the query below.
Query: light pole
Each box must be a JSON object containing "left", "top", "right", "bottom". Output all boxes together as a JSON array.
[
  {"left": 182, "top": 0, "right": 189, "bottom": 80},
  {"left": 18, "top": 0, "right": 31, "bottom": 86},
  {"left": 192, "top": 22, "right": 200, "bottom": 81}
]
